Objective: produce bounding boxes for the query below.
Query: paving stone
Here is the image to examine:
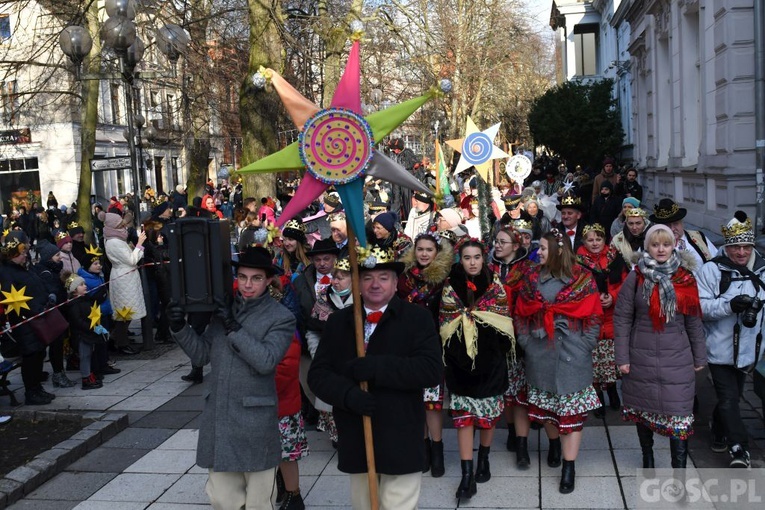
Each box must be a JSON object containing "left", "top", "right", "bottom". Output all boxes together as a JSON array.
[
  {"left": 67, "top": 429, "right": 103, "bottom": 453},
  {"left": 34, "top": 449, "right": 76, "bottom": 470},
  {"left": 156, "top": 429, "right": 198, "bottom": 450},
  {"left": 124, "top": 449, "right": 196, "bottom": 474},
  {"left": 25, "top": 458, "right": 57, "bottom": 480},
  {"left": 156, "top": 396, "right": 205, "bottom": 412},
  {"left": 6, "top": 500, "right": 78, "bottom": 510},
  {"left": 132, "top": 411, "right": 199, "bottom": 429},
  {"left": 73, "top": 503, "right": 147, "bottom": 510},
  {"left": 5, "top": 466, "right": 41, "bottom": 492},
  {"left": 146, "top": 504, "right": 211, "bottom": 510},
  {"left": 459, "top": 474, "right": 539, "bottom": 508},
  {"left": 25, "top": 472, "right": 116, "bottom": 501},
  {"left": 110, "top": 394, "right": 177, "bottom": 412},
  {"left": 540, "top": 449, "right": 617, "bottom": 477},
  {"left": 303, "top": 475, "right": 350, "bottom": 507},
  {"left": 155, "top": 474, "right": 209, "bottom": 504},
  {"left": 540, "top": 475, "right": 624, "bottom": 508},
  {"left": 184, "top": 415, "right": 202, "bottom": 429},
  {"left": 88, "top": 473, "right": 181, "bottom": 502},
  {"left": 101, "top": 427, "right": 175, "bottom": 449},
  {"left": 66, "top": 447, "right": 152, "bottom": 473}
]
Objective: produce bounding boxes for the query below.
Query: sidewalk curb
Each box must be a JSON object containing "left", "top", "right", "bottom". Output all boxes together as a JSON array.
[{"left": 0, "top": 410, "right": 128, "bottom": 509}]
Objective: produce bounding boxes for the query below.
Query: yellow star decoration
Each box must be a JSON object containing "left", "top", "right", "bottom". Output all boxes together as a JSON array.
[
  {"left": 88, "top": 301, "right": 102, "bottom": 330},
  {"left": 85, "top": 245, "right": 103, "bottom": 257},
  {"left": 0, "top": 285, "right": 33, "bottom": 316},
  {"left": 446, "top": 116, "right": 509, "bottom": 182},
  {"left": 2, "top": 229, "right": 9, "bottom": 237},
  {"left": 114, "top": 306, "right": 134, "bottom": 322}
]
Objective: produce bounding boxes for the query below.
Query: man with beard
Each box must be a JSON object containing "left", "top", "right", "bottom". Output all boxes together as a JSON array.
[{"left": 591, "top": 158, "right": 619, "bottom": 204}]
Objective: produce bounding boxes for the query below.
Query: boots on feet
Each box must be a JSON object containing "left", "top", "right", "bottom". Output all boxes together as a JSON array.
[
  {"left": 670, "top": 437, "right": 688, "bottom": 469},
  {"left": 593, "top": 389, "right": 605, "bottom": 418},
  {"left": 430, "top": 440, "right": 445, "bottom": 478},
  {"left": 25, "top": 389, "right": 53, "bottom": 405},
  {"left": 636, "top": 423, "right": 655, "bottom": 469},
  {"left": 422, "top": 438, "right": 432, "bottom": 473},
  {"left": 82, "top": 373, "right": 103, "bottom": 390},
  {"left": 506, "top": 423, "right": 517, "bottom": 451},
  {"left": 547, "top": 437, "right": 562, "bottom": 467},
  {"left": 279, "top": 490, "right": 305, "bottom": 510},
  {"left": 52, "top": 371, "right": 76, "bottom": 388},
  {"left": 607, "top": 385, "right": 621, "bottom": 410},
  {"left": 475, "top": 445, "right": 491, "bottom": 483},
  {"left": 275, "top": 468, "right": 286, "bottom": 503},
  {"left": 455, "top": 460, "right": 477, "bottom": 499},
  {"left": 516, "top": 436, "right": 531, "bottom": 469},
  {"left": 559, "top": 459, "right": 576, "bottom": 494},
  {"left": 181, "top": 366, "right": 203, "bottom": 384}
]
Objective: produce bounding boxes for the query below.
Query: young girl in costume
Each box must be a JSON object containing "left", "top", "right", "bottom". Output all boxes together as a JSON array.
[
  {"left": 64, "top": 274, "right": 109, "bottom": 390},
  {"left": 397, "top": 232, "right": 453, "bottom": 477},
  {"left": 440, "top": 238, "right": 514, "bottom": 500},
  {"left": 515, "top": 230, "right": 603, "bottom": 494}
]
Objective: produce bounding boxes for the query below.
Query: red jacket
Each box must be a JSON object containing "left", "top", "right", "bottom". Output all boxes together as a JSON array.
[{"left": 276, "top": 336, "right": 302, "bottom": 417}]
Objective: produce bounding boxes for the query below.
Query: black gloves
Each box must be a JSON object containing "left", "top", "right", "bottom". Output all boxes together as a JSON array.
[
  {"left": 167, "top": 301, "right": 186, "bottom": 332},
  {"left": 214, "top": 297, "right": 241, "bottom": 334},
  {"left": 730, "top": 295, "right": 754, "bottom": 314},
  {"left": 345, "top": 357, "right": 377, "bottom": 383},
  {"left": 344, "top": 386, "right": 376, "bottom": 416}
]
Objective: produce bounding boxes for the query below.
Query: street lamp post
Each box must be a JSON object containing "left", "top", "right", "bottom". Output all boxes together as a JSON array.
[
  {"left": 59, "top": 0, "right": 189, "bottom": 222},
  {"left": 59, "top": 0, "right": 189, "bottom": 351}
]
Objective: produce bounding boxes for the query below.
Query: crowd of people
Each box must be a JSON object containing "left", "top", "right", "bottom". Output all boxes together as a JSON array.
[{"left": 2, "top": 153, "right": 764, "bottom": 509}]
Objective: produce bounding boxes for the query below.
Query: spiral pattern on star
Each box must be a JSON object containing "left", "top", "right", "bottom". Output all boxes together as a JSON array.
[
  {"left": 300, "top": 109, "right": 374, "bottom": 185},
  {"left": 461, "top": 132, "right": 494, "bottom": 166}
]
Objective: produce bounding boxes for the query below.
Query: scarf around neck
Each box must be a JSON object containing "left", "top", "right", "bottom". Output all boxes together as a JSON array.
[
  {"left": 635, "top": 251, "right": 700, "bottom": 330},
  {"left": 439, "top": 273, "right": 514, "bottom": 365},
  {"left": 103, "top": 224, "right": 128, "bottom": 241}
]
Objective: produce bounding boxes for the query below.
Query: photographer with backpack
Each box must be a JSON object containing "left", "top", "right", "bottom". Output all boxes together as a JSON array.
[{"left": 697, "top": 211, "right": 765, "bottom": 468}]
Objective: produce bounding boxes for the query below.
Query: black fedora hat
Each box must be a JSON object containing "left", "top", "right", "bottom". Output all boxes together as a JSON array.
[
  {"left": 556, "top": 194, "right": 586, "bottom": 212},
  {"left": 306, "top": 238, "right": 340, "bottom": 257},
  {"left": 649, "top": 198, "right": 687, "bottom": 224},
  {"left": 233, "top": 245, "right": 278, "bottom": 275}
]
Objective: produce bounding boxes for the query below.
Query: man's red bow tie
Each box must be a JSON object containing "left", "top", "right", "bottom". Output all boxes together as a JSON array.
[
  {"left": 366, "top": 311, "right": 383, "bottom": 323},
  {"left": 566, "top": 230, "right": 576, "bottom": 237},
  {"left": 319, "top": 275, "right": 331, "bottom": 285}
]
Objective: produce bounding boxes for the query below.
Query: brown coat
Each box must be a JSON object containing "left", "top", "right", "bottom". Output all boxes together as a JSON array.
[{"left": 613, "top": 270, "right": 707, "bottom": 416}]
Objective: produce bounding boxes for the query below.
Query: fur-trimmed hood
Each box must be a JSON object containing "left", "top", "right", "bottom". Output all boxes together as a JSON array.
[{"left": 400, "top": 239, "right": 453, "bottom": 285}]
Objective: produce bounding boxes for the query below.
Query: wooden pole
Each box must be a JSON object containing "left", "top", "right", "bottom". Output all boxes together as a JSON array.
[{"left": 346, "top": 221, "right": 379, "bottom": 510}]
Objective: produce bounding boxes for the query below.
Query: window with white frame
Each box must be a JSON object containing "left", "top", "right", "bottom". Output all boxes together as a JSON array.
[{"left": 573, "top": 24, "right": 598, "bottom": 76}]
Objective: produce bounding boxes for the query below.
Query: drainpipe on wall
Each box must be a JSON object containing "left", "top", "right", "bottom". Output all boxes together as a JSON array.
[{"left": 755, "top": 0, "right": 765, "bottom": 236}]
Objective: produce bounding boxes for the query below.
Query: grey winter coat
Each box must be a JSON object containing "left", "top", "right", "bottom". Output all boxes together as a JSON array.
[
  {"left": 172, "top": 291, "right": 295, "bottom": 473},
  {"left": 517, "top": 274, "right": 601, "bottom": 396},
  {"left": 613, "top": 270, "right": 707, "bottom": 416}
]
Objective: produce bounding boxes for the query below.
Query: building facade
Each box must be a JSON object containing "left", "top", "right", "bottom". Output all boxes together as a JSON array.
[
  {"left": 551, "top": 0, "right": 758, "bottom": 229},
  {"left": 0, "top": 2, "right": 225, "bottom": 216}
]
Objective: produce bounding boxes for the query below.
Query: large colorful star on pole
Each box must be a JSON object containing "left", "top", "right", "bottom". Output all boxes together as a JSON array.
[
  {"left": 446, "top": 116, "right": 509, "bottom": 182},
  {"left": 238, "top": 30, "right": 447, "bottom": 247}
]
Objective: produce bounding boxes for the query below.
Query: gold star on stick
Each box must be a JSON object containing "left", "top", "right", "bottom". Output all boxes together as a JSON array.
[
  {"left": 114, "top": 306, "right": 134, "bottom": 322},
  {"left": 0, "top": 285, "right": 33, "bottom": 316},
  {"left": 85, "top": 245, "right": 103, "bottom": 256},
  {"left": 88, "top": 302, "right": 102, "bottom": 330}
]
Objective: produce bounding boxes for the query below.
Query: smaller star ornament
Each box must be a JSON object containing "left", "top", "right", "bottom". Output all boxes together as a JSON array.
[
  {"left": 85, "top": 245, "right": 103, "bottom": 257},
  {"left": 0, "top": 284, "right": 33, "bottom": 316},
  {"left": 88, "top": 302, "right": 102, "bottom": 330},
  {"left": 446, "top": 116, "right": 509, "bottom": 181},
  {"left": 114, "top": 306, "right": 135, "bottom": 322}
]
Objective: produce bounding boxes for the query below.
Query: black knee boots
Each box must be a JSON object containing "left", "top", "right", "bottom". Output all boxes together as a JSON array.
[
  {"left": 670, "top": 437, "right": 688, "bottom": 469},
  {"left": 475, "top": 445, "right": 491, "bottom": 483},
  {"left": 506, "top": 423, "right": 517, "bottom": 451},
  {"left": 548, "top": 437, "right": 562, "bottom": 467},
  {"left": 594, "top": 389, "right": 605, "bottom": 418},
  {"left": 456, "top": 459, "right": 477, "bottom": 499},
  {"left": 430, "top": 440, "right": 445, "bottom": 478},
  {"left": 516, "top": 436, "right": 531, "bottom": 469},
  {"left": 181, "top": 366, "right": 203, "bottom": 384},
  {"left": 423, "top": 438, "right": 431, "bottom": 473},
  {"left": 607, "top": 385, "right": 621, "bottom": 410},
  {"left": 636, "top": 423, "right": 655, "bottom": 469}
]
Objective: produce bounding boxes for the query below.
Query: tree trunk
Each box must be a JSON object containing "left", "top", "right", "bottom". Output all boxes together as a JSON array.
[
  {"left": 184, "top": 0, "right": 213, "bottom": 200},
  {"left": 75, "top": 2, "right": 102, "bottom": 244},
  {"left": 239, "top": 0, "right": 285, "bottom": 200}
]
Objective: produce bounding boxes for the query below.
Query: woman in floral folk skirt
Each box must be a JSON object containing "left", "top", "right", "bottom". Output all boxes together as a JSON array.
[
  {"left": 613, "top": 225, "right": 706, "bottom": 471},
  {"left": 515, "top": 230, "right": 603, "bottom": 494},
  {"left": 440, "top": 238, "right": 514, "bottom": 500}
]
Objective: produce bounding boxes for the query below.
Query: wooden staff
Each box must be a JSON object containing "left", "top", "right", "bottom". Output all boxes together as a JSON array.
[{"left": 346, "top": 221, "right": 379, "bottom": 510}]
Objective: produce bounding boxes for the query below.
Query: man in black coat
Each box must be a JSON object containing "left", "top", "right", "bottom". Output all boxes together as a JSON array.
[{"left": 308, "top": 246, "right": 442, "bottom": 509}]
